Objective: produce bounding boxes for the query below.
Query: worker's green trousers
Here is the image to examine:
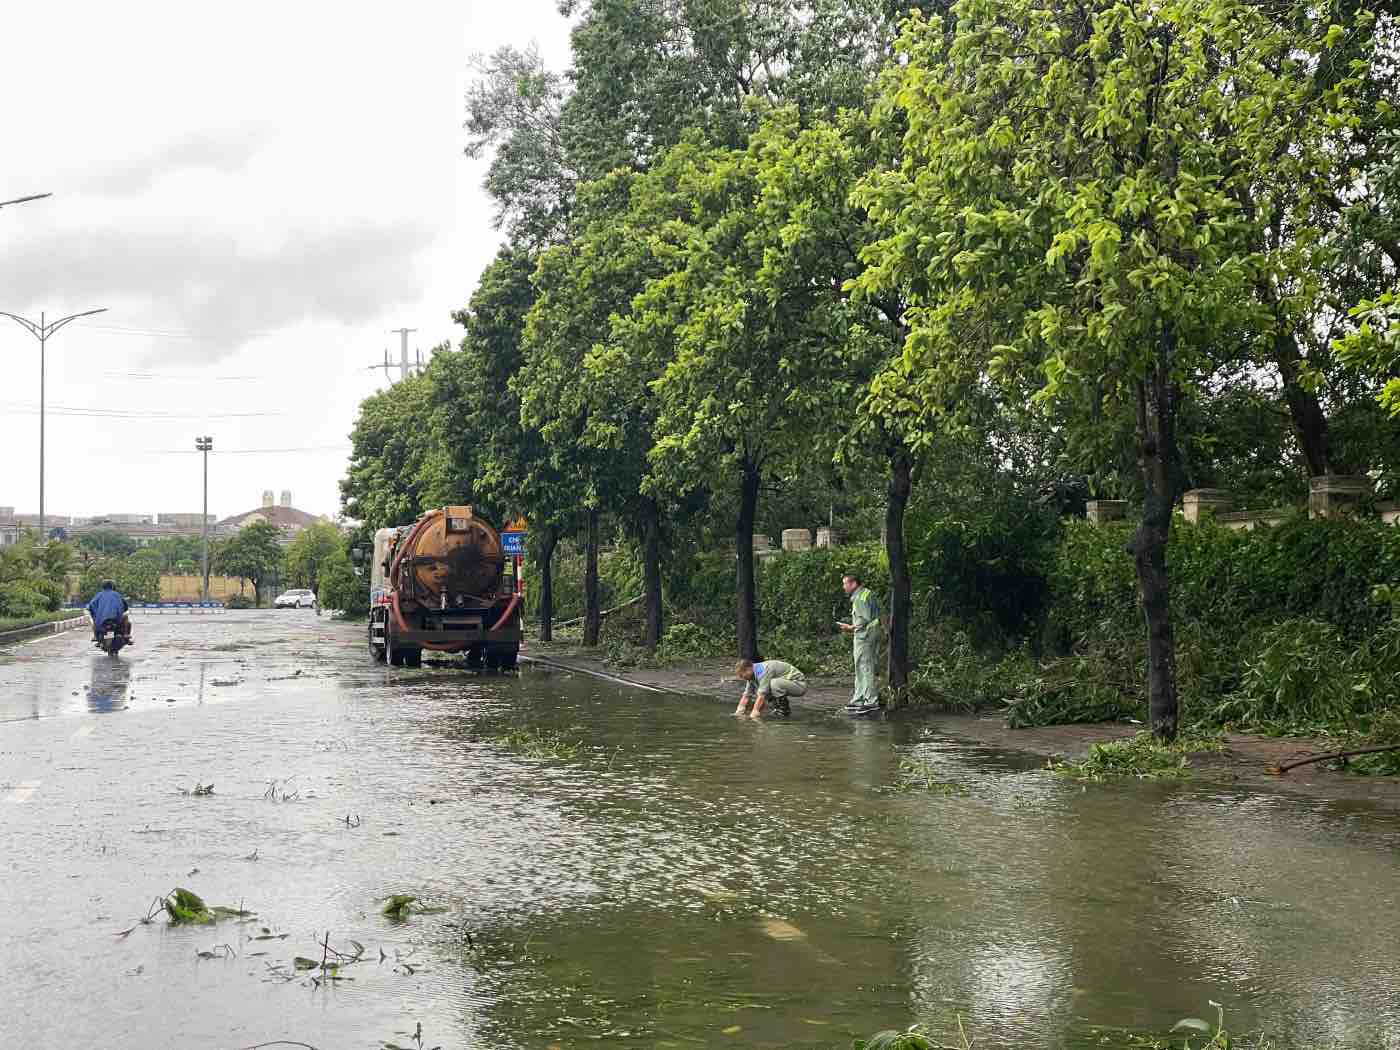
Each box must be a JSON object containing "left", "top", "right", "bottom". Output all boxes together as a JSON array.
[{"left": 851, "top": 634, "right": 880, "bottom": 705}]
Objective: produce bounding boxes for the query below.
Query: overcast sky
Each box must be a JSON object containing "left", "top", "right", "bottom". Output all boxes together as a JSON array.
[{"left": 0, "top": 0, "right": 573, "bottom": 523}]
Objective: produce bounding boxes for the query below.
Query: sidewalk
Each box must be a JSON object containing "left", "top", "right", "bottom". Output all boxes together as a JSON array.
[
  {"left": 0, "top": 614, "right": 89, "bottom": 649},
  {"left": 523, "top": 640, "right": 1400, "bottom": 809}
]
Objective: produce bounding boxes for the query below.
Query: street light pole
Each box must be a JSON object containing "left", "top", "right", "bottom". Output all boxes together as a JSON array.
[
  {"left": 0, "top": 307, "right": 108, "bottom": 538},
  {"left": 196, "top": 436, "right": 213, "bottom": 601}
]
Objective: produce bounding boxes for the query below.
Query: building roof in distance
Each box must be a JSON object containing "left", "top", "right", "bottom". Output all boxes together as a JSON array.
[{"left": 217, "top": 504, "right": 326, "bottom": 532}]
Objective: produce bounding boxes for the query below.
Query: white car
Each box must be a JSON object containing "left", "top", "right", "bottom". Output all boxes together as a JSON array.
[{"left": 274, "top": 589, "right": 317, "bottom": 609}]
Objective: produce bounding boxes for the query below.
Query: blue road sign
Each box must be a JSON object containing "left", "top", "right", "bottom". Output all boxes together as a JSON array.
[{"left": 501, "top": 531, "right": 526, "bottom": 555}]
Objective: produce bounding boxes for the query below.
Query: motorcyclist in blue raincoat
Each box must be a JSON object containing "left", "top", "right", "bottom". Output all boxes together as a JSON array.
[{"left": 87, "top": 580, "right": 133, "bottom": 647}]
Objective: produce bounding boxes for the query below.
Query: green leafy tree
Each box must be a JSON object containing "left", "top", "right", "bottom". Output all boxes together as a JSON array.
[
  {"left": 442, "top": 248, "right": 586, "bottom": 641},
  {"left": 0, "top": 533, "right": 71, "bottom": 617},
  {"left": 744, "top": 106, "right": 930, "bottom": 685},
  {"left": 524, "top": 164, "right": 703, "bottom": 650},
  {"left": 317, "top": 545, "right": 369, "bottom": 618},
  {"left": 144, "top": 536, "right": 203, "bottom": 574},
  {"left": 75, "top": 530, "right": 138, "bottom": 558},
  {"left": 624, "top": 137, "right": 867, "bottom": 659},
  {"left": 464, "top": 43, "right": 575, "bottom": 246},
  {"left": 519, "top": 223, "right": 631, "bottom": 647},
  {"left": 214, "top": 521, "right": 284, "bottom": 605},
  {"left": 78, "top": 551, "right": 159, "bottom": 605},
  {"left": 124, "top": 549, "right": 162, "bottom": 603},
  {"left": 1270, "top": 22, "right": 1400, "bottom": 477},
  {"left": 283, "top": 521, "right": 345, "bottom": 592},
  {"left": 340, "top": 370, "right": 437, "bottom": 536},
  {"left": 558, "top": 0, "right": 907, "bottom": 180},
  {"left": 856, "top": 0, "right": 1375, "bottom": 739}
]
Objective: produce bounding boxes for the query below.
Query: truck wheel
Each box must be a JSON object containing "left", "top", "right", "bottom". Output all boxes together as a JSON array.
[
  {"left": 500, "top": 648, "right": 519, "bottom": 671},
  {"left": 466, "top": 647, "right": 484, "bottom": 670},
  {"left": 387, "top": 635, "right": 404, "bottom": 667},
  {"left": 484, "top": 649, "right": 502, "bottom": 671},
  {"left": 403, "top": 647, "right": 423, "bottom": 669},
  {"left": 369, "top": 622, "right": 386, "bottom": 663}
]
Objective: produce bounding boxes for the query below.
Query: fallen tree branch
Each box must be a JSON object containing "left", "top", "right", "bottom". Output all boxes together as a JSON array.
[
  {"left": 1266, "top": 742, "right": 1400, "bottom": 775},
  {"left": 554, "top": 593, "right": 647, "bottom": 629}
]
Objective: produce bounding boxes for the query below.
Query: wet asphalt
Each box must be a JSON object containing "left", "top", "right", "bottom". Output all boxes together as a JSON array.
[
  {"left": 7, "top": 611, "right": 1400, "bottom": 1050},
  {"left": 1, "top": 610, "right": 515, "bottom": 1048}
]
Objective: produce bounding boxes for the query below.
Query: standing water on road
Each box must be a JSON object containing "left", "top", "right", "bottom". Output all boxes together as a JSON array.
[{"left": 3, "top": 611, "right": 1399, "bottom": 1048}]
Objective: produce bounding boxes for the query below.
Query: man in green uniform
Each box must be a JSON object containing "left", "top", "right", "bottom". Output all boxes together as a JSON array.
[
  {"left": 734, "top": 658, "right": 806, "bottom": 718},
  {"left": 838, "top": 572, "right": 881, "bottom": 715}
]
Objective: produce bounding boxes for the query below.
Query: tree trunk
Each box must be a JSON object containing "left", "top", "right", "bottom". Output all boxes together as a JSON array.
[
  {"left": 583, "top": 507, "right": 601, "bottom": 647},
  {"left": 1130, "top": 330, "right": 1181, "bottom": 743},
  {"left": 1273, "top": 328, "right": 1333, "bottom": 476},
  {"left": 641, "top": 497, "right": 663, "bottom": 652},
  {"left": 735, "top": 461, "right": 761, "bottom": 662},
  {"left": 538, "top": 526, "right": 558, "bottom": 643},
  {"left": 885, "top": 446, "right": 913, "bottom": 691}
]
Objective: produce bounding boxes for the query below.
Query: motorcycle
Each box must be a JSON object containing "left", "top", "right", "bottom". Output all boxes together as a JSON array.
[{"left": 94, "top": 617, "right": 132, "bottom": 657}]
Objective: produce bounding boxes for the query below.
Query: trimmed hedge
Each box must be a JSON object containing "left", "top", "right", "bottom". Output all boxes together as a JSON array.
[
  {"left": 1049, "top": 514, "right": 1400, "bottom": 649},
  {"left": 0, "top": 609, "right": 84, "bottom": 634}
]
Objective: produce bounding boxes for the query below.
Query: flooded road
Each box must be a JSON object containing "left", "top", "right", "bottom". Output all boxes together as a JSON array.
[{"left": 3, "top": 611, "right": 1399, "bottom": 1049}]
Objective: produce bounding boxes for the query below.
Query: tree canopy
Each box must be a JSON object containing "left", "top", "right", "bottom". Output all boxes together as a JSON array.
[{"left": 337, "top": 0, "right": 1399, "bottom": 711}]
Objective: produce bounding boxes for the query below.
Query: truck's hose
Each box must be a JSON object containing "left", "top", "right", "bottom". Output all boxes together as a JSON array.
[
  {"left": 387, "top": 513, "right": 436, "bottom": 636},
  {"left": 490, "top": 594, "right": 520, "bottom": 633}
]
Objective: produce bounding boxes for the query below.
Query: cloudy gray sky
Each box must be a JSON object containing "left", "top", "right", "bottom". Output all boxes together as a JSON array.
[{"left": 0, "top": 0, "right": 573, "bottom": 522}]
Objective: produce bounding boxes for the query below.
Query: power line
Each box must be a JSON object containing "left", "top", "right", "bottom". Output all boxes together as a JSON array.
[
  {"left": 0, "top": 401, "right": 285, "bottom": 419},
  {"left": 101, "top": 371, "right": 269, "bottom": 383},
  {"left": 71, "top": 322, "right": 287, "bottom": 340},
  {"left": 141, "top": 445, "right": 350, "bottom": 455}
]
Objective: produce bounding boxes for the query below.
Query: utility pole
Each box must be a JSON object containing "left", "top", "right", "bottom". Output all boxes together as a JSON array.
[
  {"left": 365, "top": 329, "right": 425, "bottom": 385},
  {"left": 0, "top": 307, "right": 108, "bottom": 538},
  {"left": 196, "top": 436, "right": 213, "bottom": 601},
  {"left": 391, "top": 327, "right": 417, "bottom": 382}
]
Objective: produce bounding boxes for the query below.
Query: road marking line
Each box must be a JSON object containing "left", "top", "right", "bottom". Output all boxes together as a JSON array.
[
  {"left": 73, "top": 724, "right": 95, "bottom": 739},
  {"left": 5, "top": 780, "right": 42, "bottom": 803}
]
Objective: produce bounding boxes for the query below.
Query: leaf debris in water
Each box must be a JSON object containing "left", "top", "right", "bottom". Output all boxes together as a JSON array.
[{"left": 759, "top": 917, "right": 806, "bottom": 942}]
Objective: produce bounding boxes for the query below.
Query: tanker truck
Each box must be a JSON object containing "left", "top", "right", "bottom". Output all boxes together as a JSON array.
[{"left": 367, "top": 505, "right": 522, "bottom": 669}]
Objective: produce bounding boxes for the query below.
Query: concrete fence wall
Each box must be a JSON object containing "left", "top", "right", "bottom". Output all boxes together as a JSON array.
[
  {"left": 1087, "top": 475, "right": 1398, "bottom": 532},
  {"left": 757, "top": 474, "right": 1397, "bottom": 557},
  {"left": 159, "top": 574, "right": 247, "bottom": 601}
]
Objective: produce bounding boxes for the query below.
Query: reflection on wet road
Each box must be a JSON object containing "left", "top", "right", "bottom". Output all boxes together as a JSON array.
[{"left": 2, "top": 611, "right": 1399, "bottom": 1048}]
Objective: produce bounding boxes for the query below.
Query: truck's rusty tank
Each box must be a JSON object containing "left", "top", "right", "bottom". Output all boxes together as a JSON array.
[{"left": 367, "top": 506, "right": 522, "bottom": 668}]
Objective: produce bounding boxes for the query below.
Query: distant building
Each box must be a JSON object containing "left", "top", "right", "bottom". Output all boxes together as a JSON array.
[
  {"left": 1, "top": 509, "right": 51, "bottom": 544},
  {"left": 1, "top": 490, "right": 330, "bottom": 548},
  {"left": 67, "top": 520, "right": 209, "bottom": 547},
  {"left": 216, "top": 489, "right": 329, "bottom": 543},
  {"left": 12, "top": 512, "right": 72, "bottom": 528},
  {"left": 157, "top": 513, "right": 215, "bottom": 528}
]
